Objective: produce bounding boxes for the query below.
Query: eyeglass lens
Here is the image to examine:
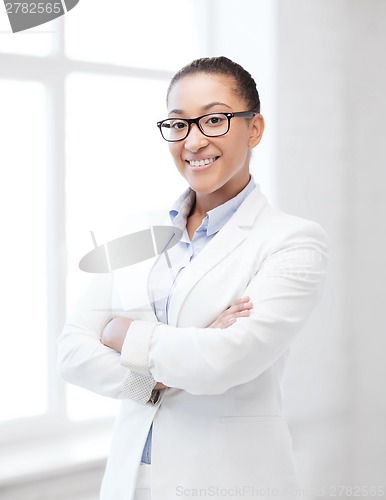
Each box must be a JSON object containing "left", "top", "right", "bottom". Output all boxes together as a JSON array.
[{"left": 160, "top": 113, "right": 229, "bottom": 141}]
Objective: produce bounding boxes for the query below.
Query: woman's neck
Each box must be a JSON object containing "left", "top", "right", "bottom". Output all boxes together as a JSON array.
[{"left": 191, "top": 173, "right": 251, "bottom": 218}]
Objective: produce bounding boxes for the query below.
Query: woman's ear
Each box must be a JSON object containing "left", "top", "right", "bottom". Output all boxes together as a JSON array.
[{"left": 248, "top": 114, "right": 265, "bottom": 148}]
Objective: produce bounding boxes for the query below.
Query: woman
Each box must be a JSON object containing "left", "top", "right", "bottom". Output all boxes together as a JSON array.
[{"left": 58, "top": 57, "right": 328, "bottom": 500}]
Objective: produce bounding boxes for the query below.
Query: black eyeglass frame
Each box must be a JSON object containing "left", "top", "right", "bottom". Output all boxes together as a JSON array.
[{"left": 156, "top": 111, "right": 258, "bottom": 142}]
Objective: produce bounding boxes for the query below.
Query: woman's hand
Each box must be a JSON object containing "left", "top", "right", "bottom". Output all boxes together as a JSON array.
[
  {"left": 154, "top": 382, "right": 168, "bottom": 389},
  {"left": 101, "top": 316, "right": 133, "bottom": 352},
  {"left": 208, "top": 296, "right": 253, "bottom": 329}
]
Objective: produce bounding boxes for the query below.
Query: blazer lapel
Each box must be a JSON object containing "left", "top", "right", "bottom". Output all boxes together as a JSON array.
[{"left": 167, "top": 185, "right": 268, "bottom": 326}]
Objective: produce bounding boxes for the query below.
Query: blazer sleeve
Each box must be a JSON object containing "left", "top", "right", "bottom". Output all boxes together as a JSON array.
[
  {"left": 120, "top": 220, "right": 329, "bottom": 395},
  {"left": 57, "top": 273, "right": 157, "bottom": 404}
]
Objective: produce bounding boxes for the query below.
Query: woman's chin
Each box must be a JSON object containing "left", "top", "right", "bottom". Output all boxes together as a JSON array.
[{"left": 185, "top": 176, "right": 220, "bottom": 195}]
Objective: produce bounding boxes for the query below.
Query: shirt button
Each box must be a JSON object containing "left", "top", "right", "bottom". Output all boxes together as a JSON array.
[{"left": 157, "top": 310, "right": 164, "bottom": 317}]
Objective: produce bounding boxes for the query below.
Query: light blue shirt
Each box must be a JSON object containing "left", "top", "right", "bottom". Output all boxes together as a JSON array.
[{"left": 141, "top": 175, "right": 256, "bottom": 464}]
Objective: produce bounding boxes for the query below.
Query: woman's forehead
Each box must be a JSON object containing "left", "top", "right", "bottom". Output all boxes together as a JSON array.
[{"left": 167, "top": 73, "right": 243, "bottom": 114}]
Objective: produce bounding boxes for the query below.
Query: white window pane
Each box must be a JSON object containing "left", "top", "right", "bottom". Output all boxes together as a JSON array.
[
  {"left": 0, "top": 80, "right": 48, "bottom": 421},
  {"left": 65, "top": 72, "right": 186, "bottom": 418},
  {"left": 65, "top": 0, "right": 204, "bottom": 70},
  {"left": 0, "top": 13, "right": 59, "bottom": 57}
]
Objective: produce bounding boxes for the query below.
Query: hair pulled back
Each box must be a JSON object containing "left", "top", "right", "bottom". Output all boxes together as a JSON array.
[{"left": 167, "top": 56, "right": 260, "bottom": 113}]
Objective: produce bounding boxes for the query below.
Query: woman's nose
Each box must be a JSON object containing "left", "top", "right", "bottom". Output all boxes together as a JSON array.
[{"left": 184, "top": 124, "right": 209, "bottom": 152}]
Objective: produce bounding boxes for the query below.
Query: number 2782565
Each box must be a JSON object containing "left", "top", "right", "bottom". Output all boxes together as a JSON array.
[{"left": 5, "top": 3, "right": 62, "bottom": 14}]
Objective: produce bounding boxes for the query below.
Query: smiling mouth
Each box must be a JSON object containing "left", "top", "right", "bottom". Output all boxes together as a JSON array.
[{"left": 186, "top": 157, "right": 219, "bottom": 168}]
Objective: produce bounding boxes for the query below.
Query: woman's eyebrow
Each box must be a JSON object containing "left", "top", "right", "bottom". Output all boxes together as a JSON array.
[
  {"left": 168, "top": 102, "right": 232, "bottom": 116},
  {"left": 202, "top": 101, "right": 232, "bottom": 111},
  {"left": 168, "top": 109, "right": 183, "bottom": 116}
]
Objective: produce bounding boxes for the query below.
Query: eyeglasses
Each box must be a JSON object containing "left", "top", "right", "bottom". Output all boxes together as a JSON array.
[{"left": 157, "top": 111, "right": 257, "bottom": 142}]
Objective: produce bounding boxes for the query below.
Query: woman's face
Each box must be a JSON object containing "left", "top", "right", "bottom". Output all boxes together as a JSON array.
[{"left": 166, "top": 73, "right": 264, "bottom": 198}]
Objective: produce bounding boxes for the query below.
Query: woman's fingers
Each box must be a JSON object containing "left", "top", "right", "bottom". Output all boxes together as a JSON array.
[
  {"left": 209, "top": 296, "right": 254, "bottom": 329},
  {"left": 226, "top": 300, "right": 253, "bottom": 315},
  {"left": 231, "top": 296, "right": 250, "bottom": 306}
]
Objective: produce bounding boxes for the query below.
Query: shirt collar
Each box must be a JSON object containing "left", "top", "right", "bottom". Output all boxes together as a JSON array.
[
  {"left": 169, "top": 175, "right": 256, "bottom": 236},
  {"left": 169, "top": 188, "right": 196, "bottom": 232}
]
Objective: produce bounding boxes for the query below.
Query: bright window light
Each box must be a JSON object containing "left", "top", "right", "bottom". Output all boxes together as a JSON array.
[
  {"left": 65, "top": 0, "right": 202, "bottom": 70},
  {"left": 0, "top": 79, "right": 48, "bottom": 421},
  {"left": 0, "top": 11, "right": 58, "bottom": 56}
]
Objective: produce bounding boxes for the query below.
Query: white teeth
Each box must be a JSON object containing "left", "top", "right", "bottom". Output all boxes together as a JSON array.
[{"left": 189, "top": 157, "right": 216, "bottom": 167}]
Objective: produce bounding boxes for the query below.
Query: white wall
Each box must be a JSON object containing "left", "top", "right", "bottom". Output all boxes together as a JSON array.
[
  {"left": 208, "top": 0, "right": 386, "bottom": 495},
  {"left": 277, "top": 0, "right": 386, "bottom": 490}
]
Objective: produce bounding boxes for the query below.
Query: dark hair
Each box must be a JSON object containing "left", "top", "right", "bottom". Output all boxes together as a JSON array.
[{"left": 167, "top": 56, "right": 260, "bottom": 113}]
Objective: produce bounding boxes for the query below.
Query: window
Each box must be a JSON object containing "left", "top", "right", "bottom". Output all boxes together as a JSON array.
[{"left": 0, "top": 0, "right": 205, "bottom": 438}]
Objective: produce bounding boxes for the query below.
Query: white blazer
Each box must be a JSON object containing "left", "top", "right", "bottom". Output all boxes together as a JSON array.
[{"left": 58, "top": 184, "right": 328, "bottom": 500}]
